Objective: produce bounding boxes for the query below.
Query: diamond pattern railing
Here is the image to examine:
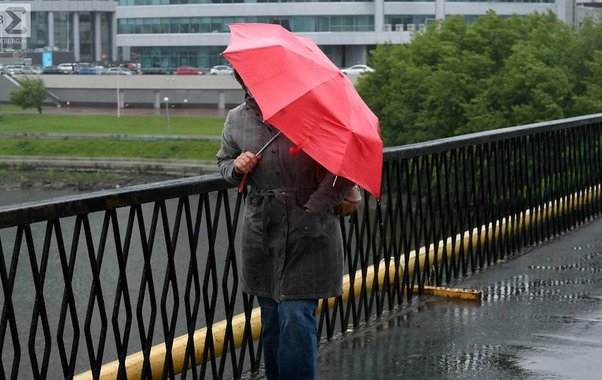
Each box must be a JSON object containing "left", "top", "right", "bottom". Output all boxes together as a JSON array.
[{"left": 0, "top": 115, "right": 601, "bottom": 379}]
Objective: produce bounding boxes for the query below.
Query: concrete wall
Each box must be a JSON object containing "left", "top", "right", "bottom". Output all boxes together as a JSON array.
[
  {"left": 0, "top": 74, "right": 21, "bottom": 102},
  {"left": 50, "top": 88, "right": 244, "bottom": 109},
  {"left": 0, "top": 73, "right": 360, "bottom": 108},
  {"left": 576, "top": 5, "right": 602, "bottom": 26},
  {"left": 2, "top": 74, "right": 246, "bottom": 109}
]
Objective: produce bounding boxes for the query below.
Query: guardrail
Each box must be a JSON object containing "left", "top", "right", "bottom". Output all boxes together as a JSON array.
[{"left": 0, "top": 114, "right": 601, "bottom": 379}]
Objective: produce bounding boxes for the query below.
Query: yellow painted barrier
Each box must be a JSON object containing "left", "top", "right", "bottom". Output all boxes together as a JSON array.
[
  {"left": 75, "top": 184, "right": 600, "bottom": 379},
  {"left": 417, "top": 286, "right": 482, "bottom": 301},
  {"left": 75, "top": 309, "right": 262, "bottom": 379}
]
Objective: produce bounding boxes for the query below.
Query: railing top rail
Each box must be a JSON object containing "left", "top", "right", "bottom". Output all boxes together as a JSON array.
[
  {"left": 385, "top": 113, "right": 602, "bottom": 159},
  {"left": 0, "top": 173, "right": 228, "bottom": 229},
  {"left": 2, "top": 113, "right": 601, "bottom": 229}
]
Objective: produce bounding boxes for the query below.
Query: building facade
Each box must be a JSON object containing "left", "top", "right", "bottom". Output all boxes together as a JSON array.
[
  {"left": 115, "top": 0, "right": 575, "bottom": 69},
  {"left": 576, "top": 0, "right": 602, "bottom": 26},
  {"left": 0, "top": 0, "right": 117, "bottom": 63},
  {"left": 0, "top": 0, "right": 577, "bottom": 66}
]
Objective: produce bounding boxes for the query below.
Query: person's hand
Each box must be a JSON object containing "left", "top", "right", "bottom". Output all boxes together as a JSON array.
[{"left": 234, "top": 152, "right": 260, "bottom": 174}]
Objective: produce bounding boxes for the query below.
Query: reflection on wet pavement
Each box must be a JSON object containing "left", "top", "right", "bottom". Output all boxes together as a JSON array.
[{"left": 317, "top": 218, "right": 602, "bottom": 379}]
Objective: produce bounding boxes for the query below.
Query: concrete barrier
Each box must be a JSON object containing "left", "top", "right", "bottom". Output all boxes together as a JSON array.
[
  {"left": 3, "top": 74, "right": 246, "bottom": 109},
  {"left": 0, "top": 74, "right": 20, "bottom": 102},
  {"left": 1, "top": 73, "right": 361, "bottom": 109}
]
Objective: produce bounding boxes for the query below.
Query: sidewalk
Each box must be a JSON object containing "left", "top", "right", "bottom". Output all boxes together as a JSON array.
[
  {"left": 317, "top": 217, "right": 602, "bottom": 380},
  {"left": 32, "top": 104, "right": 230, "bottom": 118}
]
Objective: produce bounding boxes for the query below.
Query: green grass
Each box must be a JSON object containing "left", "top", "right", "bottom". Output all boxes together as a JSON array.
[
  {"left": 0, "top": 109, "right": 226, "bottom": 160},
  {"left": 0, "top": 138, "right": 221, "bottom": 160},
  {"left": 0, "top": 104, "right": 29, "bottom": 113},
  {"left": 0, "top": 113, "right": 225, "bottom": 136}
]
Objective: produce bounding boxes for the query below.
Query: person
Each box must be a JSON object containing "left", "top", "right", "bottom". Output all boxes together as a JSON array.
[{"left": 216, "top": 73, "right": 353, "bottom": 380}]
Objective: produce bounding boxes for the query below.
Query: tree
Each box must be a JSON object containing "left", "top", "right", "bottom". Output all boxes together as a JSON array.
[
  {"left": 358, "top": 12, "right": 602, "bottom": 147},
  {"left": 10, "top": 77, "right": 48, "bottom": 114}
]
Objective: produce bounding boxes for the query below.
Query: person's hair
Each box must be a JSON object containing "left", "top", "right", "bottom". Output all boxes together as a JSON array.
[{"left": 233, "top": 70, "right": 247, "bottom": 91}]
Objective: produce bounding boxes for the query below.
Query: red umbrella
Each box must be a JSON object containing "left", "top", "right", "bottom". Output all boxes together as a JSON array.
[{"left": 223, "top": 23, "right": 383, "bottom": 198}]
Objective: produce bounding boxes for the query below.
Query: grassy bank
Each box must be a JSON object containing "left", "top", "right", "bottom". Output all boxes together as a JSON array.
[
  {"left": 0, "top": 166, "right": 119, "bottom": 183},
  {"left": 0, "top": 109, "right": 225, "bottom": 190},
  {"left": 0, "top": 166, "right": 179, "bottom": 191},
  {"left": 0, "top": 113, "right": 225, "bottom": 136},
  {"left": 0, "top": 138, "right": 221, "bottom": 160},
  {"left": 0, "top": 109, "right": 226, "bottom": 160}
]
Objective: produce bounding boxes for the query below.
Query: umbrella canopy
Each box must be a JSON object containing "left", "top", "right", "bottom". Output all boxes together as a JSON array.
[{"left": 223, "top": 23, "right": 383, "bottom": 197}]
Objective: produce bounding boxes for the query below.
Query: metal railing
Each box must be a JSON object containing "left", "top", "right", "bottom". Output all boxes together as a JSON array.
[{"left": 1, "top": 115, "right": 601, "bottom": 379}]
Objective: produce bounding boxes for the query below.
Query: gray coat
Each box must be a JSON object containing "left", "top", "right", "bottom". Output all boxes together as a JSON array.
[{"left": 216, "top": 103, "right": 353, "bottom": 301}]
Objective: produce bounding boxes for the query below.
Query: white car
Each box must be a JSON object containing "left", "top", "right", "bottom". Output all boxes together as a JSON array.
[
  {"left": 3, "top": 65, "right": 23, "bottom": 75},
  {"left": 57, "top": 63, "right": 77, "bottom": 74},
  {"left": 19, "top": 65, "right": 43, "bottom": 75},
  {"left": 105, "top": 67, "right": 133, "bottom": 75},
  {"left": 209, "top": 65, "right": 234, "bottom": 75},
  {"left": 341, "top": 64, "right": 375, "bottom": 75}
]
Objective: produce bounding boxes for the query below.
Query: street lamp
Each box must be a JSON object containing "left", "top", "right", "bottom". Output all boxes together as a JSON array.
[
  {"left": 163, "top": 96, "right": 172, "bottom": 134},
  {"left": 117, "top": 71, "right": 121, "bottom": 118}
]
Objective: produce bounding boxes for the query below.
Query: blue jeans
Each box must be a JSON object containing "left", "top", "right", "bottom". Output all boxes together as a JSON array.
[{"left": 257, "top": 297, "right": 318, "bottom": 380}]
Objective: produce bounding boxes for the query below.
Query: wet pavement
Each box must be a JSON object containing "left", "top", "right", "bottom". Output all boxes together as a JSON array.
[{"left": 317, "top": 217, "right": 602, "bottom": 380}]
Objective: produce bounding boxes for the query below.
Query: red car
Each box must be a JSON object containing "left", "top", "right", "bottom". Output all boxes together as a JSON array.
[{"left": 175, "top": 66, "right": 205, "bottom": 75}]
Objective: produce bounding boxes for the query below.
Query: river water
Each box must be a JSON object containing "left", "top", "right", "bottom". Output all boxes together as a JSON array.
[
  {"left": 0, "top": 188, "right": 244, "bottom": 379},
  {"left": 0, "top": 188, "right": 77, "bottom": 207}
]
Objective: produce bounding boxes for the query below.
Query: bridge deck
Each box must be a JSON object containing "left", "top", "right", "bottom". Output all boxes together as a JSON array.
[{"left": 317, "top": 217, "right": 602, "bottom": 380}]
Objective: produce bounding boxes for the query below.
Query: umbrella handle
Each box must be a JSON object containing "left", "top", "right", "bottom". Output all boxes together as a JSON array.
[
  {"left": 238, "top": 173, "right": 248, "bottom": 193},
  {"left": 237, "top": 131, "right": 281, "bottom": 193}
]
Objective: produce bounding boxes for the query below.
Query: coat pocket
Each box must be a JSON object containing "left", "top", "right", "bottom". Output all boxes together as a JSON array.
[
  {"left": 289, "top": 205, "right": 325, "bottom": 237},
  {"left": 244, "top": 194, "right": 265, "bottom": 233}
]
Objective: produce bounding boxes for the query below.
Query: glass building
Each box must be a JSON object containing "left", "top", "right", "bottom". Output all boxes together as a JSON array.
[
  {"left": 115, "top": 0, "right": 575, "bottom": 69},
  {"left": 0, "top": 0, "right": 575, "bottom": 65}
]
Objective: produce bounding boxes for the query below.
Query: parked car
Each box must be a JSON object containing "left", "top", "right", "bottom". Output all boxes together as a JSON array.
[
  {"left": 105, "top": 67, "right": 133, "bottom": 75},
  {"left": 74, "top": 67, "right": 103, "bottom": 75},
  {"left": 175, "top": 66, "right": 205, "bottom": 75},
  {"left": 19, "top": 65, "right": 43, "bottom": 75},
  {"left": 120, "top": 62, "right": 141, "bottom": 74},
  {"left": 142, "top": 67, "right": 172, "bottom": 75},
  {"left": 340, "top": 64, "right": 375, "bottom": 75},
  {"left": 4, "top": 65, "right": 23, "bottom": 75},
  {"left": 57, "top": 63, "right": 77, "bottom": 74},
  {"left": 75, "top": 63, "right": 93, "bottom": 70},
  {"left": 42, "top": 65, "right": 66, "bottom": 74},
  {"left": 209, "top": 65, "right": 234, "bottom": 75}
]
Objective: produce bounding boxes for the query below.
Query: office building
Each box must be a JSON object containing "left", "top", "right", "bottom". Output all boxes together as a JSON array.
[
  {"left": 0, "top": 0, "right": 577, "bottom": 66},
  {"left": 115, "top": 0, "right": 575, "bottom": 69}
]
